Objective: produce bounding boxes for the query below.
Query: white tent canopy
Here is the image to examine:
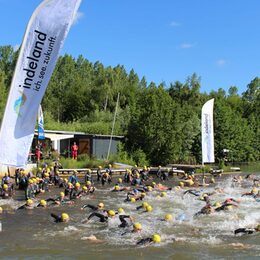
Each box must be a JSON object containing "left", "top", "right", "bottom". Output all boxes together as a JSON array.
[
  {"left": 44, "top": 133, "right": 74, "bottom": 151},
  {"left": 44, "top": 133, "right": 74, "bottom": 141}
]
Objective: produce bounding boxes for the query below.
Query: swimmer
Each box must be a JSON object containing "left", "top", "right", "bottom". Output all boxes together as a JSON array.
[
  {"left": 70, "top": 182, "right": 82, "bottom": 200},
  {"left": 194, "top": 204, "right": 214, "bottom": 217},
  {"left": 47, "top": 192, "right": 73, "bottom": 205},
  {"left": 83, "top": 210, "right": 116, "bottom": 223},
  {"left": 118, "top": 215, "right": 134, "bottom": 228},
  {"left": 234, "top": 224, "right": 260, "bottom": 235},
  {"left": 81, "top": 202, "right": 105, "bottom": 212},
  {"left": 111, "top": 184, "right": 126, "bottom": 192},
  {"left": 242, "top": 187, "right": 258, "bottom": 197},
  {"left": 50, "top": 212, "right": 70, "bottom": 223},
  {"left": 136, "top": 234, "right": 161, "bottom": 246},
  {"left": 36, "top": 199, "right": 48, "bottom": 208},
  {"left": 183, "top": 189, "right": 201, "bottom": 197},
  {"left": 17, "top": 199, "right": 34, "bottom": 210}
]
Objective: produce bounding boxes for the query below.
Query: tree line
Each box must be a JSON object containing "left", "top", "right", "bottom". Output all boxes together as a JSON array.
[{"left": 0, "top": 45, "right": 259, "bottom": 165}]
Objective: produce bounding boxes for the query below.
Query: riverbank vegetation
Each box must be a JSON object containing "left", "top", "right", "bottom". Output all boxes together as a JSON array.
[{"left": 0, "top": 45, "right": 259, "bottom": 165}]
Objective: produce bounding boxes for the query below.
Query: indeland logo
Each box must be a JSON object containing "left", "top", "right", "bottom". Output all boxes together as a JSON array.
[{"left": 14, "top": 91, "right": 27, "bottom": 116}]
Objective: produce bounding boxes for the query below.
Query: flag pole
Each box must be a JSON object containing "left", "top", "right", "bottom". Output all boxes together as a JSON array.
[{"left": 107, "top": 93, "right": 120, "bottom": 161}]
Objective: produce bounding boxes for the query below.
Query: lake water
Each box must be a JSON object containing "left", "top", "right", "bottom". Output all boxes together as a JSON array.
[{"left": 0, "top": 173, "right": 259, "bottom": 259}]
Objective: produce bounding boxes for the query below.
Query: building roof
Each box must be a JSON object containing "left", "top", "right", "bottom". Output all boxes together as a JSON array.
[{"left": 35, "top": 129, "right": 124, "bottom": 139}]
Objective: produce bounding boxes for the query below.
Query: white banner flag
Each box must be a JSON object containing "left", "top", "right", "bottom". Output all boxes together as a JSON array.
[
  {"left": 201, "top": 98, "right": 215, "bottom": 163},
  {"left": 0, "top": 0, "right": 82, "bottom": 166}
]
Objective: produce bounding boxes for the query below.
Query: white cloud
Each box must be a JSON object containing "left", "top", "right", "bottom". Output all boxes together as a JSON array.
[
  {"left": 180, "top": 43, "right": 195, "bottom": 49},
  {"left": 216, "top": 59, "right": 227, "bottom": 66},
  {"left": 72, "top": 11, "right": 84, "bottom": 25},
  {"left": 170, "top": 21, "right": 181, "bottom": 27}
]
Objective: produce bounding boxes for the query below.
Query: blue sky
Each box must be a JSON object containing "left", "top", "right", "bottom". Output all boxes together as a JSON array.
[{"left": 0, "top": 0, "right": 259, "bottom": 94}]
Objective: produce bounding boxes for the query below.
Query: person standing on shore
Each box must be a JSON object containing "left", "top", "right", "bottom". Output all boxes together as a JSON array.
[{"left": 71, "top": 142, "right": 78, "bottom": 160}]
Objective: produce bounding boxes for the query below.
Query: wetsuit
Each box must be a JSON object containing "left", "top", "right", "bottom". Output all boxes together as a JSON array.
[
  {"left": 136, "top": 238, "right": 153, "bottom": 246},
  {"left": 50, "top": 213, "right": 64, "bottom": 223},
  {"left": 194, "top": 204, "right": 214, "bottom": 216},
  {"left": 81, "top": 204, "right": 99, "bottom": 211},
  {"left": 183, "top": 189, "right": 201, "bottom": 197},
  {"left": 118, "top": 215, "right": 132, "bottom": 228},
  {"left": 234, "top": 228, "right": 258, "bottom": 235},
  {"left": 87, "top": 212, "right": 108, "bottom": 223},
  {"left": 70, "top": 189, "right": 82, "bottom": 200}
]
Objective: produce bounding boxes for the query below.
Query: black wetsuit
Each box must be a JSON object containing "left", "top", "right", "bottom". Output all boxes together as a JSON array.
[
  {"left": 87, "top": 212, "right": 108, "bottom": 223},
  {"left": 51, "top": 213, "right": 63, "bottom": 223},
  {"left": 183, "top": 189, "right": 201, "bottom": 197},
  {"left": 136, "top": 237, "right": 153, "bottom": 245},
  {"left": 118, "top": 215, "right": 132, "bottom": 228},
  {"left": 234, "top": 228, "right": 257, "bottom": 235}
]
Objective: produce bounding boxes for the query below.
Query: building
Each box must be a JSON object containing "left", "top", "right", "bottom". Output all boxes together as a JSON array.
[{"left": 32, "top": 129, "right": 124, "bottom": 161}]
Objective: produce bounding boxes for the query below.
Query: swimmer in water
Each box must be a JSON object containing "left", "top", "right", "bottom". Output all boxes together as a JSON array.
[
  {"left": 50, "top": 212, "right": 70, "bottom": 223},
  {"left": 194, "top": 203, "right": 214, "bottom": 217},
  {"left": 136, "top": 234, "right": 161, "bottom": 246},
  {"left": 83, "top": 210, "right": 116, "bottom": 223},
  {"left": 17, "top": 199, "right": 34, "bottom": 210},
  {"left": 234, "top": 224, "right": 260, "bottom": 235},
  {"left": 36, "top": 199, "right": 48, "bottom": 208},
  {"left": 81, "top": 202, "right": 105, "bottom": 212},
  {"left": 242, "top": 187, "right": 258, "bottom": 197},
  {"left": 47, "top": 192, "right": 74, "bottom": 205}
]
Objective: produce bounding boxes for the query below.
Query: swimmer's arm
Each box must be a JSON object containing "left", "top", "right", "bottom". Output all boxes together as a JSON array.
[
  {"left": 51, "top": 213, "right": 62, "bottom": 222},
  {"left": 136, "top": 237, "right": 153, "bottom": 246},
  {"left": 234, "top": 228, "right": 255, "bottom": 235}
]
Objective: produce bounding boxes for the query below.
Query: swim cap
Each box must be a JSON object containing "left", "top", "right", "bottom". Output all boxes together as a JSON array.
[
  {"left": 3, "top": 184, "right": 8, "bottom": 190},
  {"left": 75, "top": 182, "right": 80, "bottom": 188},
  {"left": 26, "top": 199, "right": 33, "bottom": 206},
  {"left": 147, "top": 186, "right": 153, "bottom": 191},
  {"left": 82, "top": 186, "right": 87, "bottom": 191},
  {"left": 133, "top": 222, "right": 142, "bottom": 231},
  {"left": 40, "top": 200, "right": 47, "bottom": 207},
  {"left": 142, "top": 202, "right": 149, "bottom": 209},
  {"left": 86, "top": 181, "right": 91, "bottom": 186},
  {"left": 179, "top": 182, "right": 184, "bottom": 187},
  {"left": 130, "top": 198, "right": 136, "bottom": 203},
  {"left": 152, "top": 234, "right": 161, "bottom": 243},
  {"left": 118, "top": 178, "right": 122, "bottom": 183},
  {"left": 160, "top": 192, "right": 167, "bottom": 197},
  {"left": 114, "top": 185, "right": 120, "bottom": 191},
  {"left": 141, "top": 192, "right": 146, "bottom": 198},
  {"left": 213, "top": 202, "right": 221, "bottom": 208},
  {"left": 251, "top": 187, "right": 257, "bottom": 193},
  {"left": 44, "top": 172, "right": 49, "bottom": 177},
  {"left": 98, "top": 166, "right": 102, "bottom": 169},
  {"left": 164, "top": 214, "right": 173, "bottom": 221},
  {"left": 145, "top": 205, "right": 153, "bottom": 212},
  {"left": 108, "top": 210, "right": 115, "bottom": 217},
  {"left": 60, "top": 192, "right": 65, "bottom": 197},
  {"left": 61, "top": 213, "right": 69, "bottom": 221},
  {"left": 118, "top": 208, "right": 124, "bottom": 214},
  {"left": 28, "top": 179, "right": 34, "bottom": 184},
  {"left": 98, "top": 202, "right": 105, "bottom": 208},
  {"left": 133, "top": 189, "right": 138, "bottom": 193},
  {"left": 226, "top": 205, "right": 233, "bottom": 211}
]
